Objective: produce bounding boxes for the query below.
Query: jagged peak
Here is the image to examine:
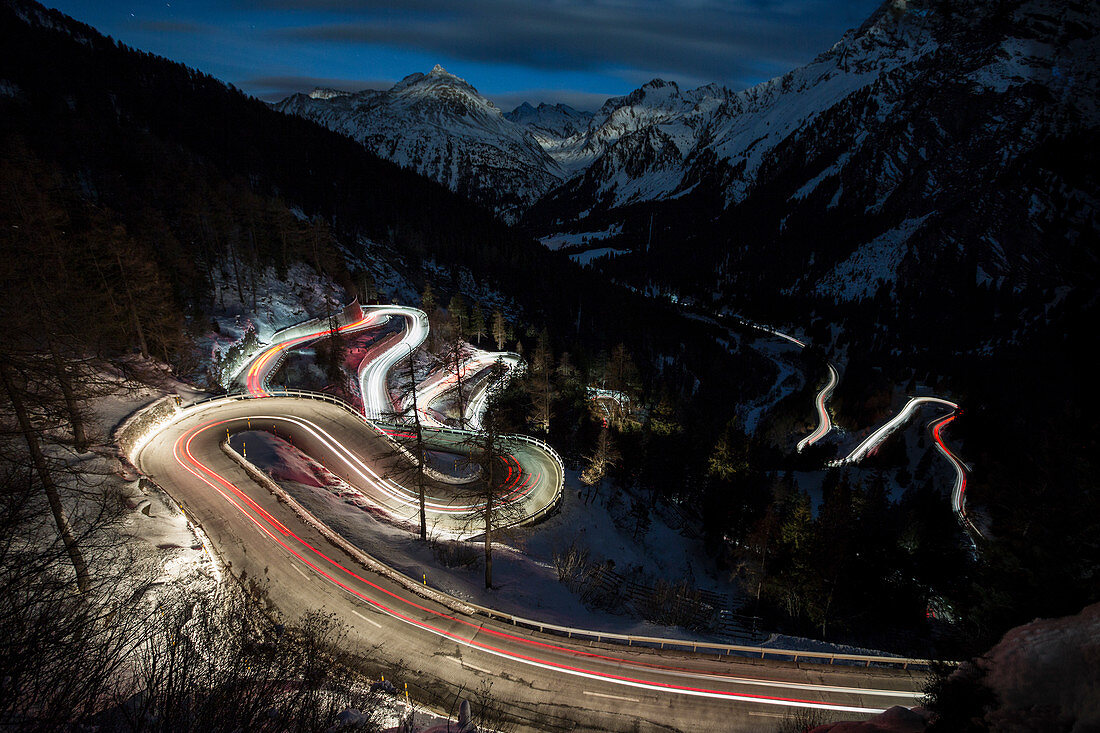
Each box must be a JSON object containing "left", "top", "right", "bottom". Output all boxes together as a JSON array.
[
  {"left": 392, "top": 71, "right": 426, "bottom": 92},
  {"left": 429, "top": 64, "right": 463, "bottom": 81},
  {"left": 308, "top": 87, "right": 351, "bottom": 100},
  {"left": 392, "top": 65, "right": 480, "bottom": 96}
]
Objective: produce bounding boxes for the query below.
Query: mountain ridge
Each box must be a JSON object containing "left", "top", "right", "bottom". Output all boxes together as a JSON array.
[{"left": 274, "top": 65, "right": 564, "bottom": 222}]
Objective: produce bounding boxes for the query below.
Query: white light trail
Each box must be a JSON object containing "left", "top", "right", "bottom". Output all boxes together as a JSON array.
[
  {"left": 797, "top": 364, "right": 839, "bottom": 452},
  {"left": 834, "top": 396, "right": 958, "bottom": 465}
]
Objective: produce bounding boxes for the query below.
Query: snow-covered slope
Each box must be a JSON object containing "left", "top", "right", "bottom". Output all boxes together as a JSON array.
[
  {"left": 275, "top": 66, "right": 564, "bottom": 222},
  {"left": 509, "top": 80, "right": 729, "bottom": 179},
  {"left": 527, "top": 0, "right": 1099, "bottom": 301},
  {"left": 505, "top": 102, "right": 592, "bottom": 141},
  {"left": 539, "top": 0, "right": 1096, "bottom": 209}
]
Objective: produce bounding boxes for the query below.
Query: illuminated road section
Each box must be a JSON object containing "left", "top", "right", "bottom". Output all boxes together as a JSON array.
[
  {"left": 834, "top": 396, "right": 958, "bottom": 465},
  {"left": 243, "top": 311, "right": 380, "bottom": 397},
  {"left": 356, "top": 306, "right": 429, "bottom": 420},
  {"left": 137, "top": 397, "right": 917, "bottom": 717},
  {"left": 932, "top": 414, "right": 981, "bottom": 539},
  {"left": 797, "top": 364, "right": 839, "bottom": 453}
]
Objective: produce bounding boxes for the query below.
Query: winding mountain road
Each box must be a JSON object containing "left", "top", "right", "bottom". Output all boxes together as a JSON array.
[
  {"left": 796, "top": 363, "right": 839, "bottom": 453},
  {"left": 133, "top": 396, "right": 925, "bottom": 729},
  {"left": 127, "top": 304, "right": 933, "bottom": 728},
  {"left": 737, "top": 317, "right": 975, "bottom": 540}
]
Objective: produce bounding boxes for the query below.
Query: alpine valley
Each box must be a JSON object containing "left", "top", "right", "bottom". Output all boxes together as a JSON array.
[{"left": 278, "top": 0, "right": 1098, "bottom": 364}]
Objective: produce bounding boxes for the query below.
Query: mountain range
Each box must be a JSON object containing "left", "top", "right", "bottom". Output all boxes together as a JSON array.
[{"left": 276, "top": 0, "right": 1098, "bottom": 321}]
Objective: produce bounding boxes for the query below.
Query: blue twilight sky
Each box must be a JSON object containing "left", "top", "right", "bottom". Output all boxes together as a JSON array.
[{"left": 45, "top": 0, "right": 882, "bottom": 111}]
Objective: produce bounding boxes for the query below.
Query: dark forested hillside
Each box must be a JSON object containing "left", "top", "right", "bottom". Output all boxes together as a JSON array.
[
  {"left": 0, "top": 0, "right": 783, "bottom": 528},
  {"left": 0, "top": 0, "right": 755, "bottom": 402}
]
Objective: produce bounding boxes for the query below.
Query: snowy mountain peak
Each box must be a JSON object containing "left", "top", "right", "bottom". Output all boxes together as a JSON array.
[
  {"left": 308, "top": 87, "right": 352, "bottom": 100},
  {"left": 392, "top": 71, "right": 426, "bottom": 92},
  {"left": 275, "top": 66, "right": 563, "bottom": 222}
]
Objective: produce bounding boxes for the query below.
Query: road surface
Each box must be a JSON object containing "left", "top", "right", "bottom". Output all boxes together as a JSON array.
[
  {"left": 134, "top": 394, "right": 927, "bottom": 729},
  {"left": 796, "top": 363, "right": 839, "bottom": 453},
  {"left": 126, "top": 303, "right": 935, "bottom": 728}
]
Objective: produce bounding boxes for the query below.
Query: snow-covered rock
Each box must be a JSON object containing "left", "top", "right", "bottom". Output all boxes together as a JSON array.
[
  {"left": 528, "top": 0, "right": 1099, "bottom": 299},
  {"left": 274, "top": 66, "right": 564, "bottom": 222},
  {"left": 977, "top": 601, "right": 1100, "bottom": 730}
]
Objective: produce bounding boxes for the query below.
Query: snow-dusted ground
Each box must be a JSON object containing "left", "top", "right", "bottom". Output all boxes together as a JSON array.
[
  {"left": 736, "top": 330, "right": 806, "bottom": 434},
  {"left": 538, "top": 223, "right": 622, "bottom": 250},
  {"left": 569, "top": 246, "right": 631, "bottom": 266}
]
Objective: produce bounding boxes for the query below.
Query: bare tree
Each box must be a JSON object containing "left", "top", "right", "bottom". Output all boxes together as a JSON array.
[
  {"left": 580, "top": 428, "right": 620, "bottom": 505},
  {"left": 437, "top": 336, "right": 470, "bottom": 430},
  {"left": 462, "top": 359, "right": 525, "bottom": 589},
  {"left": 0, "top": 458, "right": 151, "bottom": 729},
  {"left": 0, "top": 359, "right": 90, "bottom": 593},
  {"left": 381, "top": 350, "right": 433, "bottom": 541},
  {"left": 527, "top": 329, "right": 553, "bottom": 435},
  {"left": 123, "top": 590, "right": 381, "bottom": 733}
]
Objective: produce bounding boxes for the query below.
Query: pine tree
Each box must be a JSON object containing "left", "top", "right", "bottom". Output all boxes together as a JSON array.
[{"left": 528, "top": 329, "right": 554, "bottom": 434}]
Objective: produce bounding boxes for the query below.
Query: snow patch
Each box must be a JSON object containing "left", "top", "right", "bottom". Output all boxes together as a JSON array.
[{"left": 815, "top": 215, "right": 930, "bottom": 301}]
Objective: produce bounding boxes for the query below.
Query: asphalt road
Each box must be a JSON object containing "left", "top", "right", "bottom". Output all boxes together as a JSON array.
[{"left": 135, "top": 396, "right": 926, "bottom": 731}]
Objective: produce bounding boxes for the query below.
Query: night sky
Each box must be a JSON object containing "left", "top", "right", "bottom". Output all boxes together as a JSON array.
[{"left": 45, "top": 0, "right": 881, "bottom": 111}]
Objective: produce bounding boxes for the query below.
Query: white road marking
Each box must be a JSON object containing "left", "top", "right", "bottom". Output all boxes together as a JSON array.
[
  {"left": 291, "top": 563, "right": 310, "bottom": 580},
  {"left": 583, "top": 691, "right": 640, "bottom": 703},
  {"left": 351, "top": 609, "right": 382, "bottom": 629},
  {"left": 748, "top": 711, "right": 788, "bottom": 718}
]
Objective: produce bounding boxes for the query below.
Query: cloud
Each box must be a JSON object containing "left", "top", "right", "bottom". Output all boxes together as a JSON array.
[
  {"left": 245, "top": 74, "right": 395, "bottom": 101},
  {"left": 255, "top": 0, "right": 878, "bottom": 89}
]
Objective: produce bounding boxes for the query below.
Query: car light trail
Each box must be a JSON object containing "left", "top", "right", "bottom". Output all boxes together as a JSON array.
[
  {"left": 134, "top": 301, "right": 930, "bottom": 720},
  {"left": 245, "top": 312, "right": 379, "bottom": 397},
  {"left": 796, "top": 364, "right": 839, "bottom": 452},
  {"left": 834, "top": 396, "right": 958, "bottom": 465},
  {"left": 214, "top": 415, "right": 542, "bottom": 520},
  {"left": 167, "top": 417, "right": 891, "bottom": 714},
  {"left": 931, "top": 414, "right": 981, "bottom": 539}
]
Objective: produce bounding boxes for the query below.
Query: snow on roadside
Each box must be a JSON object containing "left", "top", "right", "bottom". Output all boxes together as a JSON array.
[{"left": 238, "top": 431, "right": 744, "bottom": 642}]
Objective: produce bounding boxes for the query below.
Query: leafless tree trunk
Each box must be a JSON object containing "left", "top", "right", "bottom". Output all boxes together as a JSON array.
[
  {"left": 47, "top": 341, "right": 88, "bottom": 451},
  {"left": 0, "top": 360, "right": 89, "bottom": 593},
  {"left": 113, "top": 251, "right": 149, "bottom": 359},
  {"left": 464, "top": 359, "right": 521, "bottom": 590}
]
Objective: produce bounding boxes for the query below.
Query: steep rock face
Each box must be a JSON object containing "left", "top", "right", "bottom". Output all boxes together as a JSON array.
[
  {"left": 505, "top": 102, "right": 592, "bottom": 140},
  {"left": 275, "top": 66, "right": 564, "bottom": 222},
  {"left": 511, "top": 79, "right": 729, "bottom": 179},
  {"left": 527, "top": 0, "right": 1099, "bottom": 301}
]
